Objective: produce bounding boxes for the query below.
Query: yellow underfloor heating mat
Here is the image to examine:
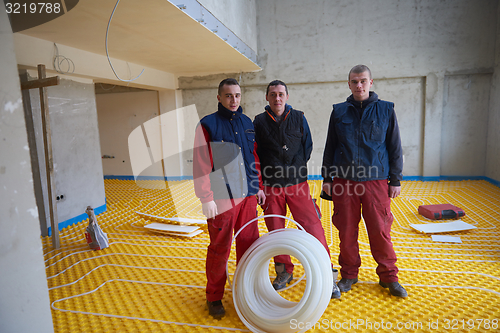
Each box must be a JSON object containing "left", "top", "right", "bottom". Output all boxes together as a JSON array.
[{"left": 42, "top": 179, "right": 500, "bottom": 332}]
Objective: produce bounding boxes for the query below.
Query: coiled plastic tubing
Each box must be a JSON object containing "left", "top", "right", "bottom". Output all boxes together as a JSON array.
[{"left": 228, "top": 214, "right": 333, "bottom": 333}]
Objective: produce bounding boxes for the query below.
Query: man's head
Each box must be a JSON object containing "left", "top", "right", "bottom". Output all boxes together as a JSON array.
[
  {"left": 217, "top": 78, "right": 241, "bottom": 112},
  {"left": 266, "top": 80, "right": 289, "bottom": 116},
  {"left": 348, "top": 65, "right": 373, "bottom": 102}
]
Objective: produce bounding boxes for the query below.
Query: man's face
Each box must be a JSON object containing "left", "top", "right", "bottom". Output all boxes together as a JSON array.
[
  {"left": 217, "top": 84, "right": 241, "bottom": 111},
  {"left": 266, "top": 84, "right": 289, "bottom": 115},
  {"left": 348, "top": 71, "right": 373, "bottom": 102}
]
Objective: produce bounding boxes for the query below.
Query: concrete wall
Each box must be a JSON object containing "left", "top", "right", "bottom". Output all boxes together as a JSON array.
[
  {"left": 96, "top": 91, "right": 162, "bottom": 177},
  {"left": 158, "top": 90, "right": 183, "bottom": 177},
  {"left": 197, "top": 0, "right": 258, "bottom": 52},
  {"left": 251, "top": 0, "right": 496, "bottom": 83},
  {"left": 180, "top": 75, "right": 424, "bottom": 176},
  {"left": 96, "top": 89, "right": 198, "bottom": 179},
  {"left": 27, "top": 78, "right": 106, "bottom": 231},
  {"left": 179, "top": 0, "right": 499, "bottom": 178},
  {"left": 0, "top": 8, "right": 54, "bottom": 333},
  {"left": 441, "top": 74, "right": 491, "bottom": 176},
  {"left": 486, "top": 6, "right": 500, "bottom": 182}
]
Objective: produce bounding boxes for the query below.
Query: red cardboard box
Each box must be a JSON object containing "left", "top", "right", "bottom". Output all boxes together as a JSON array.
[{"left": 418, "top": 204, "right": 466, "bottom": 220}]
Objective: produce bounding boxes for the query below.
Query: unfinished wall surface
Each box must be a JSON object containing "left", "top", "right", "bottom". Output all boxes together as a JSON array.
[
  {"left": 486, "top": 6, "right": 500, "bottom": 182},
  {"left": 96, "top": 90, "right": 163, "bottom": 177},
  {"left": 181, "top": 75, "right": 424, "bottom": 177},
  {"left": 97, "top": 89, "right": 196, "bottom": 179},
  {"left": 158, "top": 90, "right": 183, "bottom": 178},
  {"left": 250, "top": 0, "right": 497, "bottom": 84},
  {"left": 441, "top": 74, "right": 491, "bottom": 176},
  {"left": 0, "top": 8, "right": 54, "bottom": 333},
  {"left": 180, "top": 0, "right": 499, "bottom": 178},
  {"left": 197, "top": 0, "right": 258, "bottom": 52},
  {"left": 27, "top": 78, "right": 106, "bottom": 231}
]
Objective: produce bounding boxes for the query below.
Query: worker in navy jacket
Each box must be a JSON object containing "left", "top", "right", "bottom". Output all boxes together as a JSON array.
[
  {"left": 193, "top": 78, "right": 266, "bottom": 319},
  {"left": 254, "top": 80, "right": 341, "bottom": 299},
  {"left": 321, "top": 65, "right": 407, "bottom": 298}
]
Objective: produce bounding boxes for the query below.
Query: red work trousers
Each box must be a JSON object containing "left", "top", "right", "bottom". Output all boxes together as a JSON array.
[
  {"left": 205, "top": 196, "right": 259, "bottom": 302},
  {"left": 263, "top": 182, "right": 330, "bottom": 274},
  {"left": 330, "top": 178, "right": 399, "bottom": 283}
]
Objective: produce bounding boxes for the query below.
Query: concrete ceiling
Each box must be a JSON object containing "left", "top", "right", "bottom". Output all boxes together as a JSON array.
[{"left": 16, "top": 0, "right": 260, "bottom": 76}]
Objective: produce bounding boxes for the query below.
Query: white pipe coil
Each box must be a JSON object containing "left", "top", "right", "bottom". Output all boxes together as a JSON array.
[{"left": 228, "top": 214, "right": 333, "bottom": 333}]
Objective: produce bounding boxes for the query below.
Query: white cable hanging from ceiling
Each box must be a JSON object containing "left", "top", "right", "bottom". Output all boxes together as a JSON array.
[
  {"left": 228, "top": 214, "right": 333, "bottom": 333},
  {"left": 105, "top": 0, "right": 145, "bottom": 82}
]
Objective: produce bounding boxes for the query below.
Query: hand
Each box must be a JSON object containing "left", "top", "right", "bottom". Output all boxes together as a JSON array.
[
  {"left": 256, "top": 190, "right": 266, "bottom": 206},
  {"left": 322, "top": 182, "right": 332, "bottom": 196},
  {"left": 389, "top": 186, "right": 401, "bottom": 199},
  {"left": 202, "top": 201, "right": 218, "bottom": 219}
]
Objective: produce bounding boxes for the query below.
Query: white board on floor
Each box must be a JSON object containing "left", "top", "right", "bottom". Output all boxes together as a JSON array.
[
  {"left": 162, "top": 217, "right": 207, "bottom": 225},
  {"left": 409, "top": 220, "right": 476, "bottom": 234},
  {"left": 144, "top": 222, "right": 202, "bottom": 237},
  {"left": 431, "top": 235, "right": 462, "bottom": 243},
  {"left": 149, "top": 228, "right": 204, "bottom": 238},
  {"left": 136, "top": 211, "right": 206, "bottom": 225}
]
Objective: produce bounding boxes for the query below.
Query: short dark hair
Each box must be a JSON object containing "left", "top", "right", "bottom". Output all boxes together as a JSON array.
[
  {"left": 218, "top": 78, "right": 240, "bottom": 95},
  {"left": 266, "top": 80, "right": 288, "bottom": 95},
  {"left": 348, "top": 65, "right": 372, "bottom": 80}
]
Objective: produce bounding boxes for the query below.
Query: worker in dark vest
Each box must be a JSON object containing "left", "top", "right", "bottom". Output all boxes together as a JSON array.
[
  {"left": 253, "top": 80, "right": 341, "bottom": 299},
  {"left": 322, "top": 65, "right": 407, "bottom": 298}
]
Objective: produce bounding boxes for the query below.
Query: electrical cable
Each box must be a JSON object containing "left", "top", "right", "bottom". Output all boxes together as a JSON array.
[
  {"left": 98, "top": 83, "right": 117, "bottom": 91},
  {"left": 228, "top": 214, "right": 333, "bottom": 333},
  {"left": 105, "top": 0, "right": 145, "bottom": 82},
  {"left": 53, "top": 43, "right": 75, "bottom": 74}
]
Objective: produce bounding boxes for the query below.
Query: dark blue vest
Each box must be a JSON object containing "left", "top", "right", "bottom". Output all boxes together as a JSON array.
[
  {"left": 200, "top": 104, "right": 259, "bottom": 199},
  {"left": 329, "top": 100, "right": 394, "bottom": 181}
]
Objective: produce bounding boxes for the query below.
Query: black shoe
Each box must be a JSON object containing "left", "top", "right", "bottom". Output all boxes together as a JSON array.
[
  {"left": 273, "top": 263, "right": 293, "bottom": 290},
  {"left": 379, "top": 281, "right": 408, "bottom": 298},
  {"left": 337, "top": 278, "right": 358, "bottom": 292},
  {"left": 331, "top": 283, "right": 341, "bottom": 299},
  {"left": 331, "top": 268, "right": 341, "bottom": 299},
  {"left": 207, "top": 300, "right": 225, "bottom": 319}
]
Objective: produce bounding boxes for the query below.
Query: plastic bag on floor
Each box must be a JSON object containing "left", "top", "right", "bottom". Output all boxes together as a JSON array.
[{"left": 84, "top": 206, "right": 109, "bottom": 250}]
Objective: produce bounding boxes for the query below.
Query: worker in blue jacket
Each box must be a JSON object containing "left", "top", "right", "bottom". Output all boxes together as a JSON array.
[{"left": 193, "top": 78, "right": 266, "bottom": 319}]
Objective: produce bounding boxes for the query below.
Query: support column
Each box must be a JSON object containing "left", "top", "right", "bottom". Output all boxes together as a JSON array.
[
  {"left": 422, "top": 73, "right": 445, "bottom": 179},
  {"left": 158, "top": 90, "right": 182, "bottom": 178}
]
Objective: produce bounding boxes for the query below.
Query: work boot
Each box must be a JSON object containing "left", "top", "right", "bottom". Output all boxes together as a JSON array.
[
  {"left": 331, "top": 268, "right": 341, "bottom": 299},
  {"left": 337, "top": 277, "right": 358, "bottom": 292},
  {"left": 273, "top": 263, "right": 293, "bottom": 290},
  {"left": 379, "top": 281, "right": 408, "bottom": 298},
  {"left": 207, "top": 300, "right": 225, "bottom": 319}
]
